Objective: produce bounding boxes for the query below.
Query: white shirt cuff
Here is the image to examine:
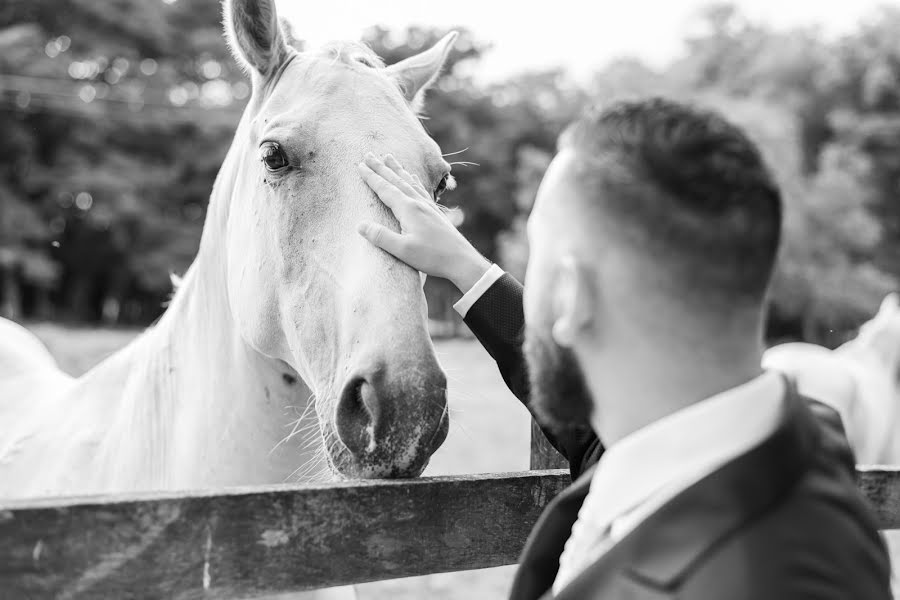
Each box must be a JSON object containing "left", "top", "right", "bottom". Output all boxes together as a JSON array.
[{"left": 453, "top": 264, "right": 505, "bottom": 318}]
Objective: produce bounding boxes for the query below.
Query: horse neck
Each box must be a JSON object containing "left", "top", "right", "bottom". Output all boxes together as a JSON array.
[{"left": 86, "top": 175, "right": 324, "bottom": 494}]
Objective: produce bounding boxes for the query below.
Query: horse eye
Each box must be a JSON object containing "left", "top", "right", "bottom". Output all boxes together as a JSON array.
[
  {"left": 260, "top": 142, "right": 289, "bottom": 172},
  {"left": 434, "top": 173, "right": 450, "bottom": 199}
]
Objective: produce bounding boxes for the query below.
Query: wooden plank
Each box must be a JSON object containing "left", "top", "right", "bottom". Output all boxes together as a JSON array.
[
  {"left": 2, "top": 468, "right": 899, "bottom": 599},
  {"left": 856, "top": 467, "right": 900, "bottom": 530},
  {"left": 528, "top": 429, "right": 900, "bottom": 531},
  {"left": 530, "top": 419, "right": 569, "bottom": 470},
  {"left": 0, "top": 471, "right": 570, "bottom": 600}
]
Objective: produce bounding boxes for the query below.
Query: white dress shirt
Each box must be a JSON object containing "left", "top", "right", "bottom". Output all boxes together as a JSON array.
[{"left": 452, "top": 263, "right": 505, "bottom": 317}]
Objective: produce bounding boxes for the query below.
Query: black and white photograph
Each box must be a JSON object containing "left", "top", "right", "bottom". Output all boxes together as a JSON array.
[{"left": 2, "top": 0, "right": 900, "bottom": 598}]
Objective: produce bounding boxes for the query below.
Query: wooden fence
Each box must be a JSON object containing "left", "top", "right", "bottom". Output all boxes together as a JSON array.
[{"left": 2, "top": 424, "right": 900, "bottom": 599}]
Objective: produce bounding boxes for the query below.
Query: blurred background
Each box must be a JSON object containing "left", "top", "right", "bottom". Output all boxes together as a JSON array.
[
  {"left": 3, "top": 0, "right": 900, "bottom": 345},
  {"left": 5, "top": 1, "right": 900, "bottom": 597}
]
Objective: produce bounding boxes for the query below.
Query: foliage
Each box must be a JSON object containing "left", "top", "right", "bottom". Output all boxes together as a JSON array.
[
  {"left": 667, "top": 4, "right": 900, "bottom": 343},
  {"left": 0, "top": 1, "right": 898, "bottom": 344},
  {"left": 0, "top": 0, "right": 242, "bottom": 322},
  {"left": 499, "top": 5, "right": 900, "bottom": 345}
]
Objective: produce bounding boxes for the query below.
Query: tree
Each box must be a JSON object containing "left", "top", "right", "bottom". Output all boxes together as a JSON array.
[
  {"left": 0, "top": 0, "right": 244, "bottom": 322},
  {"left": 3, "top": 1, "right": 898, "bottom": 341},
  {"left": 662, "top": 5, "right": 899, "bottom": 343}
]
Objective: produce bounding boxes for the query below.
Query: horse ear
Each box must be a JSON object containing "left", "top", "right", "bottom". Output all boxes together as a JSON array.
[
  {"left": 386, "top": 31, "right": 458, "bottom": 112},
  {"left": 280, "top": 17, "right": 303, "bottom": 50},
  {"left": 879, "top": 293, "right": 900, "bottom": 317},
  {"left": 223, "top": 0, "right": 288, "bottom": 77}
]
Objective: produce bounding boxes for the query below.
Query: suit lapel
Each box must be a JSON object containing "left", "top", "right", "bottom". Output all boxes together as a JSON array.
[
  {"left": 551, "top": 380, "right": 824, "bottom": 598},
  {"left": 510, "top": 465, "right": 595, "bottom": 600}
]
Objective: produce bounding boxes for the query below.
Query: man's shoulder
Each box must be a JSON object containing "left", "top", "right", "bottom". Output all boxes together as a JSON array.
[
  {"left": 683, "top": 460, "right": 891, "bottom": 599},
  {"left": 553, "top": 471, "right": 891, "bottom": 600}
]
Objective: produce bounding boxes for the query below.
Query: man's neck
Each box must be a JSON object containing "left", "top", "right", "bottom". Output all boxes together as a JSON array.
[{"left": 587, "top": 344, "right": 766, "bottom": 447}]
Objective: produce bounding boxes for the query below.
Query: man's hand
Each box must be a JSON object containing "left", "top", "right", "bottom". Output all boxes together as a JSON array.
[{"left": 357, "top": 153, "right": 492, "bottom": 293}]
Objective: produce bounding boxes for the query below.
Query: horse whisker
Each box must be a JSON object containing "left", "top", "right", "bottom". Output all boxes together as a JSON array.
[{"left": 441, "top": 147, "right": 470, "bottom": 157}]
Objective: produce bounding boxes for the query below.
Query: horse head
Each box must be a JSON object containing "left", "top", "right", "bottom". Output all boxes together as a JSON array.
[{"left": 218, "top": 0, "right": 454, "bottom": 478}]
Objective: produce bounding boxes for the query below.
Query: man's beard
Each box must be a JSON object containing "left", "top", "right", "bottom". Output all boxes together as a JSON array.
[{"left": 523, "top": 323, "right": 594, "bottom": 434}]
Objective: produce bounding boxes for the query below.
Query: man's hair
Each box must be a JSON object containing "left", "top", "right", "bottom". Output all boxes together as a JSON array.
[{"left": 560, "top": 98, "right": 782, "bottom": 307}]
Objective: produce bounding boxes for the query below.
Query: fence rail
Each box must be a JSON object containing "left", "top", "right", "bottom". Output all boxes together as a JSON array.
[
  {"left": 1, "top": 471, "right": 570, "bottom": 599},
  {"left": 2, "top": 430, "right": 900, "bottom": 599}
]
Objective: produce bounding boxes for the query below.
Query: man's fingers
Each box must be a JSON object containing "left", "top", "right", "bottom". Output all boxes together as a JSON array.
[
  {"left": 385, "top": 155, "right": 424, "bottom": 197},
  {"left": 365, "top": 154, "right": 423, "bottom": 201},
  {"left": 357, "top": 163, "right": 410, "bottom": 212},
  {"left": 383, "top": 154, "right": 407, "bottom": 178},
  {"left": 385, "top": 155, "right": 432, "bottom": 201},
  {"left": 410, "top": 173, "right": 432, "bottom": 200},
  {"left": 357, "top": 222, "right": 406, "bottom": 257}
]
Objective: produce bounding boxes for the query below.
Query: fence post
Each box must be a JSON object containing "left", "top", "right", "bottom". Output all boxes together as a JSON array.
[{"left": 529, "top": 419, "right": 568, "bottom": 470}]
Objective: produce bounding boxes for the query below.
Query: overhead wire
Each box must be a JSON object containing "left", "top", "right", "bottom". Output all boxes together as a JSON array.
[{"left": 0, "top": 71, "right": 244, "bottom": 124}]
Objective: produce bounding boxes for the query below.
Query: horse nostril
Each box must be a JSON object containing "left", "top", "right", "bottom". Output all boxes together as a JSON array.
[{"left": 335, "top": 376, "right": 379, "bottom": 457}]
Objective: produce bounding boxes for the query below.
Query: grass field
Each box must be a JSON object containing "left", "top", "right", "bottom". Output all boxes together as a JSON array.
[
  {"left": 20, "top": 323, "right": 900, "bottom": 598},
  {"left": 24, "top": 323, "right": 530, "bottom": 599}
]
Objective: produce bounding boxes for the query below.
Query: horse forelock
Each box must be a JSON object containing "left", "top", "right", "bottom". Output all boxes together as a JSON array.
[
  {"left": 263, "top": 41, "right": 401, "bottom": 113},
  {"left": 312, "top": 41, "right": 386, "bottom": 69}
]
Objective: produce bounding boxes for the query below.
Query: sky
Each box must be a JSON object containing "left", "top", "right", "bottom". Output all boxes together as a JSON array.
[{"left": 278, "top": 0, "right": 896, "bottom": 81}]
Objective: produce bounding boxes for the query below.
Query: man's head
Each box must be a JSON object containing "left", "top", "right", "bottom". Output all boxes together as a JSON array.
[{"left": 523, "top": 98, "right": 783, "bottom": 433}]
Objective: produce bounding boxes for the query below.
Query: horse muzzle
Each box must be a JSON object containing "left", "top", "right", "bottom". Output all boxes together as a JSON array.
[{"left": 329, "top": 357, "right": 449, "bottom": 478}]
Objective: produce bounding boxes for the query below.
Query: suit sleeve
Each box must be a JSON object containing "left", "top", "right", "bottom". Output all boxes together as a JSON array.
[{"left": 463, "top": 273, "right": 604, "bottom": 477}]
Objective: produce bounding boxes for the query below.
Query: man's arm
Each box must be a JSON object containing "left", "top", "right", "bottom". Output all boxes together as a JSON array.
[
  {"left": 461, "top": 271, "right": 603, "bottom": 477},
  {"left": 459, "top": 270, "right": 528, "bottom": 400}
]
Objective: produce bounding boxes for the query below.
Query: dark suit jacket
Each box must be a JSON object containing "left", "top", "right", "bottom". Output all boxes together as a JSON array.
[{"left": 463, "top": 273, "right": 892, "bottom": 600}]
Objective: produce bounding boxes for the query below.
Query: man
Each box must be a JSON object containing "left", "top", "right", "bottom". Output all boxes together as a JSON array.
[{"left": 356, "top": 98, "right": 891, "bottom": 599}]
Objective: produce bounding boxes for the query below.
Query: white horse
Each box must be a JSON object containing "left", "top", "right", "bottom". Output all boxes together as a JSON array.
[
  {"left": 0, "top": 0, "right": 459, "bottom": 500},
  {"left": 764, "top": 294, "right": 900, "bottom": 599},
  {"left": 764, "top": 293, "right": 900, "bottom": 465}
]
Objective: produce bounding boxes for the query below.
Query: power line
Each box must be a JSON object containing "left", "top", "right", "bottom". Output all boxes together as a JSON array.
[
  {"left": 0, "top": 95, "right": 240, "bottom": 127},
  {"left": 0, "top": 72, "right": 247, "bottom": 100},
  {"left": 0, "top": 87, "right": 239, "bottom": 116},
  {"left": 0, "top": 72, "right": 247, "bottom": 113}
]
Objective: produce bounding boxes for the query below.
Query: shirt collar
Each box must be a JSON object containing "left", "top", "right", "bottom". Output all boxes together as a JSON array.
[{"left": 584, "top": 370, "right": 785, "bottom": 529}]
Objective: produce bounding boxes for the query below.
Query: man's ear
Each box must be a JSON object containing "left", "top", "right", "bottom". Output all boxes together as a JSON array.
[
  {"left": 551, "top": 256, "right": 594, "bottom": 348},
  {"left": 386, "top": 31, "right": 458, "bottom": 112},
  {"left": 223, "top": 0, "right": 289, "bottom": 78}
]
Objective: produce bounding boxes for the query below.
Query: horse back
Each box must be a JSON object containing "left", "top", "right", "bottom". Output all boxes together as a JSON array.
[
  {"left": 0, "top": 318, "right": 72, "bottom": 409},
  {"left": 0, "top": 318, "right": 63, "bottom": 380},
  {"left": 0, "top": 319, "right": 76, "bottom": 497},
  {"left": 764, "top": 341, "right": 896, "bottom": 464}
]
